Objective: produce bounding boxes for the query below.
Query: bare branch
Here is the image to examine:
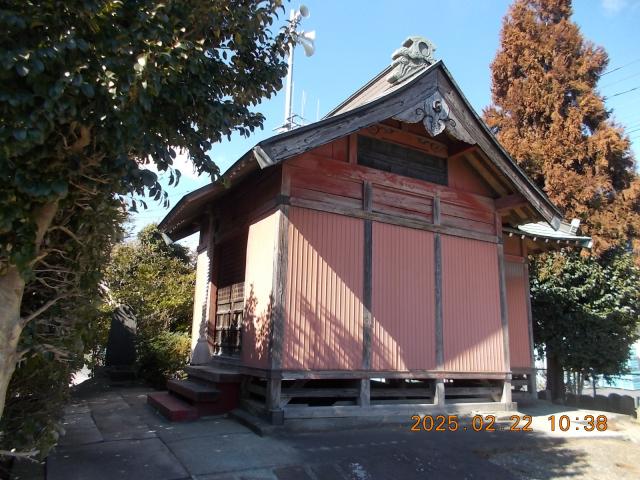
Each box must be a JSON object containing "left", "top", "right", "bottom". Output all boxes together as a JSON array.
[
  {"left": 0, "top": 449, "right": 40, "bottom": 462},
  {"left": 48, "top": 226, "right": 82, "bottom": 244},
  {"left": 20, "top": 293, "right": 73, "bottom": 326}
]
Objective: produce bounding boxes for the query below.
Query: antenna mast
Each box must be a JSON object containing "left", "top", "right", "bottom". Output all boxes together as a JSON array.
[{"left": 277, "top": 5, "right": 316, "bottom": 132}]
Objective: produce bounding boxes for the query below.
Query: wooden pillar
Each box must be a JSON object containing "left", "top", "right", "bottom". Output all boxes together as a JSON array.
[
  {"left": 191, "top": 214, "right": 215, "bottom": 364},
  {"left": 434, "top": 379, "right": 445, "bottom": 406},
  {"left": 358, "top": 379, "right": 371, "bottom": 407},
  {"left": 496, "top": 213, "right": 512, "bottom": 404},
  {"left": 433, "top": 194, "right": 445, "bottom": 406},
  {"left": 267, "top": 204, "right": 289, "bottom": 424},
  {"left": 270, "top": 206, "right": 289, "bottom": 370},
  {"left": 266, "top": 378, "right": 284, "bottom": 425},
  {"left": 360, "top": 181, "right": 373, "bottom": 408},
  {"left": 522, "top": 240, "right": 537, "bottom": 400}
]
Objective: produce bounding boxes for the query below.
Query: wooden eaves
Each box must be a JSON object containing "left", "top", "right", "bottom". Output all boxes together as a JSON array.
[{"left": 160, "top": 60, "right": 564, "bottom": 241}]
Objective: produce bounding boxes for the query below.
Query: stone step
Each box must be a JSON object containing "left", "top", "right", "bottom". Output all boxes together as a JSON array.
[
  {"left": 167, "top": 378, "right": 220, "bottom": 403},
  {"left": 147, "top": 392, "right": 199, "bottom": 422},
  {"left": 184, "top": 365, "right": 243, "bottom": 384}
]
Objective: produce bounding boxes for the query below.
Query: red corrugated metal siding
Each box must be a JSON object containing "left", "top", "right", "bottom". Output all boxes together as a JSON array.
[
  {"left": 442, "top": 235, "right": 505, "bottom": 372},
  {"left": 284, "top": 207, "right": 364, "bottom": 370},
  {"left": 506, "top": 260, "right": 532, "bottom": 368},
  {"left": 241, "top": 212, "right": 279, "bottom": 368},
  {"left": 372, "top": 223, "right": 436, "bottom": 371}
]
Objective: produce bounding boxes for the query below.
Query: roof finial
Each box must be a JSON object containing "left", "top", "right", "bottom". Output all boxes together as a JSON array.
[{"left": 387, "top": 36, "right": 436, "bottom": 85}]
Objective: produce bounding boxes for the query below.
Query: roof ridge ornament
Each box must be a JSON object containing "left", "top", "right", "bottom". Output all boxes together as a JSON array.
[{"left": 387, "top": 36, "right": 437, "bottom": 85}]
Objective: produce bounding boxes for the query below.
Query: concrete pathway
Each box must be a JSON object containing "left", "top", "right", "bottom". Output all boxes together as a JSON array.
[{"left": 10, "top": 380, "right": 640, "bottom": 480}]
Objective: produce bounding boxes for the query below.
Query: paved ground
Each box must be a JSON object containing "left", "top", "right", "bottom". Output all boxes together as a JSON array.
[{"left": 10, "top": 380, "right": 640, "bottom": 480}]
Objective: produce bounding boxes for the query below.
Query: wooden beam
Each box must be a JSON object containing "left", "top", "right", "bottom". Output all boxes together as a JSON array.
[
  {"left": 495, "top": 212, "right": 512, "bottom": 404},
  {"left": 434, "top": 379, "right": 445, "bottom": 406},
  {"left": 495, "top": 193, "right": 527, "bottom": 212},
  {"left": 362, "top": 219, "right": 373, "bottom": 371},
  {"left": 465, "top": 151, "right": 510, "bottom": 196},
  {"left": 363, "top": 181, "right": 372, "bottom": 212},
  {"left": 434, "top": 235, "right": 444, "bottom": 371},
  {"left": 348, "top": 134, "right": 358, "bottom": 164},
  {"left": 523, "top": 246, "right": 537, "bottom": 400},
  {"left": 359, "top": 123, "right": 448, "bottom": 158},
  {"left": 262, "top": 71, "right": 439, "bottom": 161},
  {"left": 286, "top": 197, "right": 500, "bottom": 245},
  {"left": 283, "top": 402, "right": 514, "bottom": 419},
  {"left": 281, "top": 370, "right": 510, "bottom": 380},
  {"left": 433, "top": 192, "right": 441, "bottom": 226},
  {"left": 266, "top": 378, "right": 284, "bottom": 424},
  {"left": 448, "top": 144, "right": 478, "bottom": 162},
  {"left": 358, "top": 379, "right": 371, "bottom": 407},
  {"left": 270, "top": 206, "right": 289, "bottom": 371}
]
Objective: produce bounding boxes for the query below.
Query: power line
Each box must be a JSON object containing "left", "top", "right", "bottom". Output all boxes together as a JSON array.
[
  {"left": 606, "top": 85, "right": 640, "bottom": 99},
  {"left": 600, "top": 70, "right": 640, "bottom": 89},
  {"left": 601, "top": 58, "right": 640, "bottom": 77}
]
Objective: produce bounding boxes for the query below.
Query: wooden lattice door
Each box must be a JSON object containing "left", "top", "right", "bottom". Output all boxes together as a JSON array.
[
  {"left": 212, "top": 233, "right": 247, "bottom": 356},
  {"left": 213, "top": 282, "right": 244, "bottom": 355}
]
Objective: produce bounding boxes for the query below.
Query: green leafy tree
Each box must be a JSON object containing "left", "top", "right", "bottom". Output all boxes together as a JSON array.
[
  {"left": 105, "top": 224, "right": 194, "bottom": 335},
  {"left": 485, "top": 0, "right": 640, "bottom": 398},
  {"left": 0, "top": 0, "right": 292, "bottom": 418},
  {"left": 0, "top": 186, "right": 124, "bottom": 463},
  {"left": 531, "top": 250, "right": 640, "bottom": 395},
  {"left": 103, "top": 224, "right": 195, "bottom": 386}
]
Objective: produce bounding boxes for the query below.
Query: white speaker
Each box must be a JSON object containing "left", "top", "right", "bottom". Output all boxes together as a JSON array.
[{"left": 299, "top": 30, "right": 316, "bottom": 57}]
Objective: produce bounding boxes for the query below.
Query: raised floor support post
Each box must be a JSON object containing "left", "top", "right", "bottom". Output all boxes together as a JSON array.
[
  {"left": 358, "top": 379, "right": 370, "bottom": 407},
  {"left": 528, "top": 371, "right": 537, "bottom": 400},
  {"left": 266, "top": 378, "right": 284, "bottom": 425},
  {"left": 434, "top": 379, "right": 445, "bottom": 406},
  {"left": 501, "top": 377, "right": 512, "bottom": 405}
]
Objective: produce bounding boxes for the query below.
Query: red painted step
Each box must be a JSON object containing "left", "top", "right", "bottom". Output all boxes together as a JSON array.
[
  {"left": 167, "top": 378, "right": 219, "bottom": 403},
  {"left": 147, "top": 392, "right": 199, "bottom": 422}
]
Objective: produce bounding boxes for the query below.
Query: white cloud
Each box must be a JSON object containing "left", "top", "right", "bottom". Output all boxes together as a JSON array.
[{"left": 602, "top": 0, "right": 628, "bottom": 15}]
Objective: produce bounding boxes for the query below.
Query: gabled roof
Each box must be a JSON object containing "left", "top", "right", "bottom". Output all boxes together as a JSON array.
[{"left": 160, "top": 59, "right": 565, "bottom": 241}]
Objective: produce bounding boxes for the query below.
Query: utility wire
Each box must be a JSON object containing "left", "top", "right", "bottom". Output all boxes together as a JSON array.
[
  {"left": 601, "top": 58, "right": 640, "bottom": 77},
  {"left": 600, "top": 70, "right": 640, "bottom": 89},
  {"left": 605, "top": 85, "right": 640, "bottom": 99}
]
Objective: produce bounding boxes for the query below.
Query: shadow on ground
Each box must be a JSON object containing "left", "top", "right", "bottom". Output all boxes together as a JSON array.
[{"left": 9, "top": 376, "right": 640, "bottom": 480}]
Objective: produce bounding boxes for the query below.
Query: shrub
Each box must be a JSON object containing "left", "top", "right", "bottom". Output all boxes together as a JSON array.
[{"left": 136, "top": 331, "right": 191, "bottom": 389}]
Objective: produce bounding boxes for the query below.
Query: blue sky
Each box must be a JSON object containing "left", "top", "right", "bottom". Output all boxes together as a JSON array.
[{"left": 130, "top": 0, "right": 640, "bottom": 248}]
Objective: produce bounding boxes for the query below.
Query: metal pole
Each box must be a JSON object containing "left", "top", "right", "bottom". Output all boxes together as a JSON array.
[{"left": 283, "top": 9, "right": 295, "bottom": 130}]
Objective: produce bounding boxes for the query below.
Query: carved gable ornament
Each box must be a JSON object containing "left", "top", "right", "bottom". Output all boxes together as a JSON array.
[
  {"left": 387, "top": 36, "right": 436, "bottom": 85},
  {"left": 388, "top": 36, "right": 476, "bottom": 145}
]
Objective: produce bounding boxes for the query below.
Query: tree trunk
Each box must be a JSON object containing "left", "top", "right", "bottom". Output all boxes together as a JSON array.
[
  {"left": 546, "top": 351, "right": 564, "bottom": 402},
  {"left": 0, "top": 201, "right": 58, "bottom": 419}
]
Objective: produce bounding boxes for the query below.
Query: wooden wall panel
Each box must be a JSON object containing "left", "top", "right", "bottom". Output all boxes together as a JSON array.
[
  {"left": 448, "top": 155, "right": 493, "bottom": 197},
  {"left": 506, "top": 261, "right": 532, "bottom": 369},
  {"left": 286, "top": 153, "right": 496, "bottom": 239},
  {"left": 441, "top": 235, "right": 505, "bottom": 372},
  {"left": 371, "top": 223, "right": 436, "bottom": 371},
  {"left": 283, "top": 208, "right": 364, "bottom": 370},
  {"left": 504, "top": 235, "right": 523, "bottom": 257},
  {"left": 241, "top": 211, "right": 279, "bottom": 368}
]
